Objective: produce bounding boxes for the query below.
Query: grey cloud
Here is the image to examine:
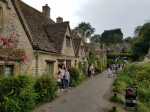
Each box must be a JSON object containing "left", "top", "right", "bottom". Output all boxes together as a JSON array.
[{"left": 73, "top": 0, "right": 150, "bottom": 37}]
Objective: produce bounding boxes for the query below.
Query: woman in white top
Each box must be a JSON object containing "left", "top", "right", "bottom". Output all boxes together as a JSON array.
[
  {"left": 60, "top": 64, "right": 65, "bottom": 90},
  {"left": 64, "top": 68, "right": 70, "bottom": 91}
]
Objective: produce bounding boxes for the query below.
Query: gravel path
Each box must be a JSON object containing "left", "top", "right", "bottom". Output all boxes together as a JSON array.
[{"left": 30, "top": 70, "right": 129, "bottom": 112}]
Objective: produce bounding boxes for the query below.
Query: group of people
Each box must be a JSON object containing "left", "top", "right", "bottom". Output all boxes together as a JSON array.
[
  {"left": 107, "top": 64, "right": 118, "bottom": 78},
  {"left": 108, "top": 62, "right": 127, "bottom": 78},
  {"left": 57, "top": 64, "right": 70, "bottom": 92}
]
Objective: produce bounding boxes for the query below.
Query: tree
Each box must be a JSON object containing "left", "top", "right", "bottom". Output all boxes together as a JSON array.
[
  {"left": 74, "top": 22, "right": 95, "bottom": 39},
  {"left": 123, "top": 36, "right": 134, "bottom": 44},
  {"left": 131, "top": 21, "right": 150, "bottom": 60},
  {"left": 90, "top": 34, "right": 101, "bottom": 43},
  {"left": 100, "top": 28, "right": 123, "bottom": 45},
  {"left": 134, "top": 26, "right": 142, "bottom": 37}
]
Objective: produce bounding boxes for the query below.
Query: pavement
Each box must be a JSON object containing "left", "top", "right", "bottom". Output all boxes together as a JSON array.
[{"left": 30, "top": 70, "right": 118, "bottom": 112}]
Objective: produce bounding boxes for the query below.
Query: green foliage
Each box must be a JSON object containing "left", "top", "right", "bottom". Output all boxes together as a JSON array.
[
  {"left": 131, "top": 21, "right": 150, "bottom": 60},
  {"left": 123, "top": 36, "right": 135, "bottom": 44},
  {"left": 68, "top": 67, "right": 84, "bottom": 87},
  {"left": 78, "top": 61, "right": 86, "bottom": 74},
  {"left": 90, "top": 34, "right": 101, "bottom": 43},
  {"left": 88, "top": 51, "right": 97, "bottom": 65},
  {"left": 107, "top": 59, "right": 115, "bottom": 65},
  {"left": 0, "top": 75, "right": 37, "bottom": 112},
  {"left": 100, "top": 28, "right": 123, "bottom": 45},
  {"left": 110, "top": 96, "right": 124, "bottom": 104},
  {"left": 74, "top": 22, "right": 95, "bottom": 39},
  {"left": 35, "top": 75, "right": 58, "bottom": 103},
  {"left": 94, "top": 67, "right": 101, "bottom": 74},
  {"left": 107, "top": 53, "right": 118, "bottom": 59},
  {"left": 115, "top": 63, "right": 150, "bottom": 111}
]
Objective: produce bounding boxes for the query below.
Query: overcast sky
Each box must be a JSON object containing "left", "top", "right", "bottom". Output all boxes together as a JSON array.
[{"left": 21, "top": 0, "right": 150, "bottom": 38}]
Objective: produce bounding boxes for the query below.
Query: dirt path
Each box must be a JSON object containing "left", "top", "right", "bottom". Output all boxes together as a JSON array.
[{"left": 30, "top": 70, "right": 134, "bottom": 112}]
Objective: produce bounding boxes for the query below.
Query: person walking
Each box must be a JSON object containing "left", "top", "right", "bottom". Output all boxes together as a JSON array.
[
  {"left": 89, "top": 64, "right": 94, "bottom": 77},
  {"left": 108, "top": 66, "right": 112, "bottom": 78},
  {"left": 64, "top": 68, "right": 70, "bottom": 92},
  {"left": 60, "top": 64, "right": 65, "bottom": 91}
]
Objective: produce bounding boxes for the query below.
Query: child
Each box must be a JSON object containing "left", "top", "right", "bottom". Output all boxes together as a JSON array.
[
  {"left": 57, "top": 71, "right": 61, "bottom": 90},
  {"left": 64, "top": 68, "right": 70, "bottom": 92}
]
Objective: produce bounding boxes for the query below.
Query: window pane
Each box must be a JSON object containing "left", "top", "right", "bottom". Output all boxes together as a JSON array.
[
  {"left": 66, "top": 60, "right": 71, "bottom": 68},
  {"left": 66, "top": 36, "right": 70, "bottom": 47},
  {"left": 46, "top": 62, "right": 54, "bottom": 77},
  {"left": 5, "top": 66, "right": 13, "bottom": 77}
]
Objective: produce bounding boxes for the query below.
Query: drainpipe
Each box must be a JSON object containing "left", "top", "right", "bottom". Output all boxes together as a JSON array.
[{"left": 35, "top": 51, "right": 39, "bottom": 78}]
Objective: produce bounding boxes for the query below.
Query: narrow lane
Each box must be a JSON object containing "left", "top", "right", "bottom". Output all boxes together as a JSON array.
[{"left": 31, "top": 70, "right": 115, "bottom": 112}]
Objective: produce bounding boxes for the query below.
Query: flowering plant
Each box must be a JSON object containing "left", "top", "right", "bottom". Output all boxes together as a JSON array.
[{"left": 0, "top": 35, "right": 27, "bottom": 62}]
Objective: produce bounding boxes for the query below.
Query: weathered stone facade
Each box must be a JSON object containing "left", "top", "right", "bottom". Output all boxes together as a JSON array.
[
  {"left": 0, "top": 0, "right": 76, "bottom": 77},
  {"left": 0, "top": 0, "right": 35, "bottom": 75}
]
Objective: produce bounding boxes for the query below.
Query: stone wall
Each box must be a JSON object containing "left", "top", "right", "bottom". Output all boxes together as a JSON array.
[
  {"left": 62, "top": 26, "right": 75, "bottom": 56},
  {"left": 0, "top": 0, "right": 35, "bottom": 75},
  {"left": 38, "top": 53, "right": 76, "bottom": 78}
]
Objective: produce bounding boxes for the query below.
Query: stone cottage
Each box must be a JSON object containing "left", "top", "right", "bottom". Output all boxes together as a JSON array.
[
  {"left": 88, "top": 43, "right": 107, "bottom": 68},
  {"left": 0, "top": 0, "right": 76, "bottom": 77},
  {"left": 73, "top": 37, "right": 88, "bottom": 75}
]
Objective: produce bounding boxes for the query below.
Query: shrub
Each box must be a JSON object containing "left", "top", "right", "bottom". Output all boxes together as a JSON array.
[
  {"left": 110, "top": 96, "right": 124, "bottom": 104},
  {"left": 68, "top": 67, "right": 84, "bottom": 87},
  {"left": 0, "top": 75, "right": 37, "bottom": 112},
  {"left": 116, "top": 63, "right": 150, "bottom": 110},
  {"left": 94, "top": 67, "right": 101, "bottom": 74},
  {"left": 34, "top": 75, "right": 58, "bottom": 103}
]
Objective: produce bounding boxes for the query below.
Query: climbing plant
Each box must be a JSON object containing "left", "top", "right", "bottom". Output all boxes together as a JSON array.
[{"left": 0, "top": 35, "right": 27, "bottom": 63}]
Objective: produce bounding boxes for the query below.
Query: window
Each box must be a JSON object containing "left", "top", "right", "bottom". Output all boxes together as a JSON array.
[
  {"left": 46, "top": 62, "right": 54, "bottom": 77},
  {"left": 66, "top": 60, "right": 71, "bottom": 69},
  {"left": 66, "top": 36, "right": 70, "bottom": 47},
  {"left": 5, "top": 65, "right": 14, "bottom": 77},
  {"left": 80, "top": 46, "right": 84, "bottom": 55}
]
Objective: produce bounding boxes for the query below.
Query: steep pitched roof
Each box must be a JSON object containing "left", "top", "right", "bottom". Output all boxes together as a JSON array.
[
  {"left": 73, "top": 37, "right": 82, "bottom": 56},
  {"left": 103, "top": 46, "right": 121, "bottom": 52},
  {"left": 13, "top": 0, "right": 58, "bottom": 53},
  {"left": 44, "top": 22, "right": 71, "bottom": 53}
]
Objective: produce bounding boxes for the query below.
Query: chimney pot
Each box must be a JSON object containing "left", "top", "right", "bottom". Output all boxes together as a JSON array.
[
  {"left": 42, "top": 4, "right": 50, "bottom": 18},
  {"left": 56, "top": 17, "right": 63, "bottom": 23}
]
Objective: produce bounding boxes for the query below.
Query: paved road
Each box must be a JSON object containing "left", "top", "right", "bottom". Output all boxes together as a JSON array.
[{"left": 31, "top": 70, "right": 115, "bottom": 112}]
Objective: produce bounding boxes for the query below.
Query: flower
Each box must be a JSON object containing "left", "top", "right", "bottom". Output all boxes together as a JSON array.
[{"left": 0, "top": 35, "right": 27, "bottom": 62}]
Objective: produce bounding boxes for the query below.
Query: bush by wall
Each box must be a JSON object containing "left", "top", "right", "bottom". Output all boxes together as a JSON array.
[
  {"left": 34, "top": 75, "right": 58, "bottom": 103},
  {"left": 68, "top": 67, "right": 84, "bottom": 87},
  {"left": 0, "top": 75, "right": 37, "bottom": 112}
]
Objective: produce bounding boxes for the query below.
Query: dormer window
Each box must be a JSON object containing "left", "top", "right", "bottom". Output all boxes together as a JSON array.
[{"left": 66, "top": 36, "right": 70, "bottom": 47}]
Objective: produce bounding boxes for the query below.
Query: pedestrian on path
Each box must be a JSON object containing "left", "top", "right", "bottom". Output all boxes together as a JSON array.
[
  {"left": 64, "top": 68, "right": 70, "bottom": 92},
  {"left": 60, "top": 64, "right": 65, "bottom": 91},
  {"left": 108, "top": 66, "right": 112, "bottom": 78},
  {"left": 89, "top": 64, "right": 94, "bottom": 77}
]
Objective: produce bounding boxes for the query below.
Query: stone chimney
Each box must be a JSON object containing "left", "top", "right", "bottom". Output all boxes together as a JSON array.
[
  {"left": 56, "top": 17, "right": 63, "bottom": 23},
  {"left": 42, "top": 4, "right": 50, "bottom": 18}
]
